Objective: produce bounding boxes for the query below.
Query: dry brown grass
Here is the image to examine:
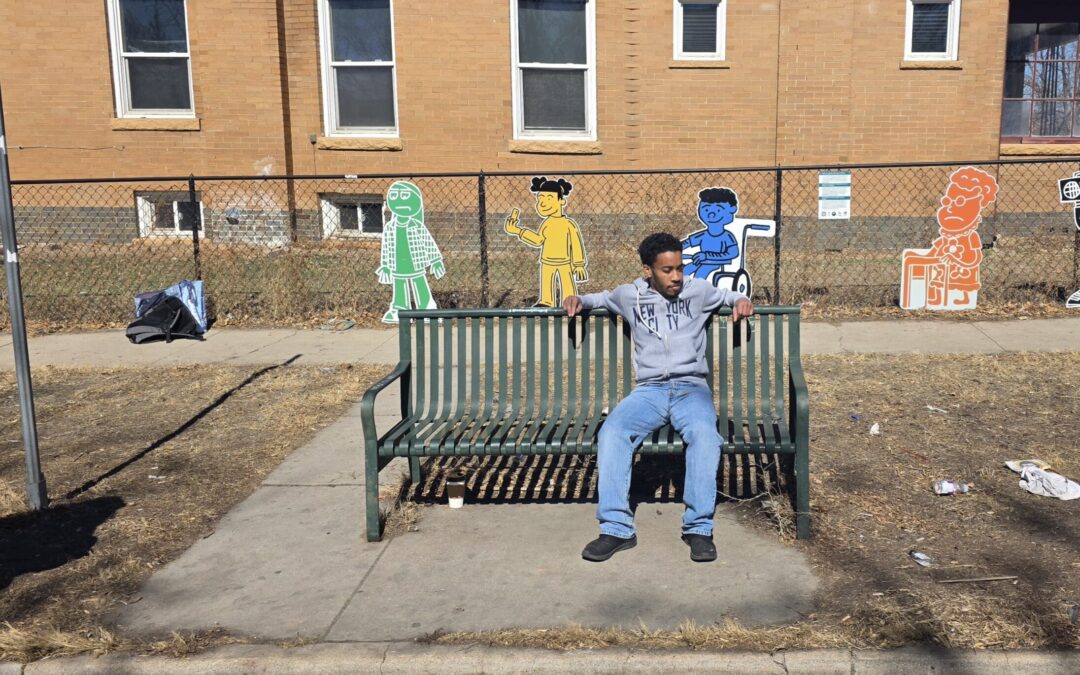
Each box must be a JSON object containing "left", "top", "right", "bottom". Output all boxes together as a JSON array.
[
  {"left": 0, "top": 362, "right": 387, "bottom": 662},
  {"left": 431, "top": 617, "right": 857, "bottom": 651}
]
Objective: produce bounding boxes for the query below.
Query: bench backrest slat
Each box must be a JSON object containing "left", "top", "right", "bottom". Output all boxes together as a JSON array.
[
  {"left": 760, "top": 313, "right": 771, "bottom": 427},
  {"left": 732, "top": 320, "right": 743, "bottom": 441}
]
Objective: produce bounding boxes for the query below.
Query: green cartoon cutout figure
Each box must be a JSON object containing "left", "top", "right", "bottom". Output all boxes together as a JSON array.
[
  {"left": 377, "top": 180, "right": 446, "bottom": 323},
  {"left": 503, "top": 176, "right": 588, "bottom": 307}
]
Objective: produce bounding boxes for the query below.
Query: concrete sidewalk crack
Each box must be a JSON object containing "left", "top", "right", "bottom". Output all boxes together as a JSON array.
[
  {"left": 321, "top": 537, "right": 393, "bottom": 641},
  {"left": 970, "top": 323, "right": 1007, "bottom": 352},
  {"left": 225, "top": 330, "right": 301, "bottom": 363}
]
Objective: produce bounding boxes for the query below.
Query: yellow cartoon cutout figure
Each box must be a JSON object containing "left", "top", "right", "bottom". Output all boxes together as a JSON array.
[{"left": 504, "top": 176, "right": 588, "bottom": 307}]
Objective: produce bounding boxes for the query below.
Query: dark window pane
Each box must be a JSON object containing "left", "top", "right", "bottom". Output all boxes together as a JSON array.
[
  {"left": 911, "top": 2, "right": 950, "bottom": 53},
  {"left": 177, "top": 201, "right": 200, "bottom": 231},
  {"left": 340, "top": 205, "right": 360, "bottom": 230},
  {"left": 1074, "top": 103, "right": 1080, "bottom": 137},
  {"left": 1006, "top": 23, "right": 1038, "bottom": 61},
  {"left": 360, "top": 202, "right": 383, "bottom": 233},
  {"left": 329, "top": 0, "right": 392, "bottom": 62},
  {"left": 1001, "top": 100, "right": 1031, "bottom": 136},
  {"left": 518, "top": 1, "right": 587, "bottom": 65},
  {"left": 152, "top": 201, "right": 174, "bottom": 230},
  {"left": 522, "top": 68, "right": 586, "bottom": 130},
  {"left": 128, "top": 57, "right": 191, "bottom": 109},
  {"left": 1036, "top": 23, "right": 1079, "bottom": 60},
  {"left": 1034, "top": 60, "right": 1075, "bottom": 99},
  {"left": 337, "top": 66, "right": 396, "bottom": 128},
  {"left": 120, "top": 0, "right": 188, "bottom": 53},
  {"left": 682, "top": 4, "right": 718, "bottom": 53},
  {"left": 1003, "top": 61, "right": 1034, "bottom": 98},
  {"left": 1032, "top": 99, "right": 1071, "bottom": 136}
]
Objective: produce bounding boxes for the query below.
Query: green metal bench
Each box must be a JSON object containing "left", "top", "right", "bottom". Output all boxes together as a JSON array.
[{"left": 361, "top": 306, "right": 810, "bottom": 541}]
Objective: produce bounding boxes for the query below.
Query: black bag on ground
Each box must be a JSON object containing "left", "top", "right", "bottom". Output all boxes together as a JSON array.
[{"left": 125, "top": 296, "right": 204, "bottom": 344}]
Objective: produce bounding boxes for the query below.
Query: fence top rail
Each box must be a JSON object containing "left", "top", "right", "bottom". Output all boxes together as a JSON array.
[
  {"left": 398, "top": 306, "right": 802, "bottom": 320},
  {"left": 11, "top": 156, "right": 1080, "bottom": 186}
]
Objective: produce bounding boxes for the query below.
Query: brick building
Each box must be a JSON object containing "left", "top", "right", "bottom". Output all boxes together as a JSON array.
[{"left": 2, "top": 0, "right": 1079, "bottom": 181}]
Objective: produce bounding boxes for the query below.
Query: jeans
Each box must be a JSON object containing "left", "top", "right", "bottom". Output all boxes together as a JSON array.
[{"left": 596, "top": 378, "right": 722, "bottom": 538}]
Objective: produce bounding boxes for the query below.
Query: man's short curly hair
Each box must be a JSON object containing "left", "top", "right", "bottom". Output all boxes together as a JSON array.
[{"left": 638, "top": 232, "right": 683, "bottom": 266}]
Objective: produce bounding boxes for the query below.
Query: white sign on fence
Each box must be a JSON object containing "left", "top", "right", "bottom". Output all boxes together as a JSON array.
[{"left": 818, "top": 171, "right": 851, "bottom": 220}]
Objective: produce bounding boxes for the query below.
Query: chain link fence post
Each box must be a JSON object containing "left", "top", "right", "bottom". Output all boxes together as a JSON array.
[
  {"left": 187, "top": 175, "right": 202, "bottom": 280},
  {"left": 0, "top": 83, "right": 47, "bottom": 510},
  {"left": 1074, "top": 163, "right": 1080, "bottom": 291},
  {"left": 774, "top": 167, "right": 783, "bottom": 304},
  {"left": 478, "top": 171, "right": 490, "bottom": 307}
]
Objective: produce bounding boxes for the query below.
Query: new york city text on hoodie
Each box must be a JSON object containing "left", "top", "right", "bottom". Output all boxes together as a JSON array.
[{"left": 577, "top": 276, "right": 748, "bottom": 384}]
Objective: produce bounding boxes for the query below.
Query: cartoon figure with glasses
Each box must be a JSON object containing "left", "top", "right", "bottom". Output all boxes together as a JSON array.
[
  {"left": 377, "top": 180, "right": 446, "bottom": 323},
  {"left": 901, "top": 167, "right": 999, "bottom": 310}
]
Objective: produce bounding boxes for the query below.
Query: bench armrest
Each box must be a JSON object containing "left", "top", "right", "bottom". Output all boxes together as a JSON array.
[{"left": 361, "top": 360, "right": 411, "bottom": 449}]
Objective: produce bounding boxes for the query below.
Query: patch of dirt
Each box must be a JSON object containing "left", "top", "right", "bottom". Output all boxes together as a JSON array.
[
  {"left": 799, "top": 352, "right": 1080, "bottom": 650},
  {"left": 420, "top": 353, "right": 1080, "bottom": 651},
  {"left": 0, "top": 363, "right": 385, "bottom": 662}
]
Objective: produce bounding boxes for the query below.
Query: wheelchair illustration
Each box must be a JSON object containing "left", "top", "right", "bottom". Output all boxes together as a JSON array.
[{"left": 681, "top": 218, "right": 776, "bottom": 298}]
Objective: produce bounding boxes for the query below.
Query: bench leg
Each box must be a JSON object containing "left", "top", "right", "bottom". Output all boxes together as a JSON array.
[
  {"left": 795, "top": 442, "right": 811, "bottom": 540},
  {"left": 365, "top": 443, "right": 383, "bottom": 542},
  {"left": 409, "top": 456, "right": 424, "bottom": 489}
]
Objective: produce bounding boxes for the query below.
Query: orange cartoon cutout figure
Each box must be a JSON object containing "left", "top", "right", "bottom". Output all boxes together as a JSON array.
[
  {"left": 901, "top": 167, "right": 999, "bottom": 310},
  {"left": 503, "top": 176, "right": 588, "bottom": 307}
]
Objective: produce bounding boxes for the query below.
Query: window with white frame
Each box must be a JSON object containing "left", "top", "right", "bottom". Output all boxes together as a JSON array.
[
  {"left": 674, "top": 1, "right": 726, "bottom": 60},
  {"left": 511, "top": 0, "right": 596, "bottom": 139},
  {"left": 320, "top": 194, "right": 385, "bottom": 238},
  {"left": 106, "top": 0, "right": 194, "bottom": 117},
  {"left": 136, "top": 192, "right": 204, "bottom": 237},
  {"left": 317, "top": 0, "right": 398, "bottom": 136},
  {"left": 905, "top": 0, "right": 961, "bottom": 61}
]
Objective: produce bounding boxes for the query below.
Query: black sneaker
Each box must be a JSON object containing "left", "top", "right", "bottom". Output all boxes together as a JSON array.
[
  {"left": 682, "top": 534, "right": 717, "bottom": 562},
  {"left": 581, "top": 534, "right": 637, "bottom": 562}
]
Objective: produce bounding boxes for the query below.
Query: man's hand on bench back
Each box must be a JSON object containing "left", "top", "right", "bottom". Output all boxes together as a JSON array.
[
  {"left": 732, "top": 297, "right": 754, "bottom": 322},
  {"left": 563, "top": 295, "right": 584, "bottom": 318}
]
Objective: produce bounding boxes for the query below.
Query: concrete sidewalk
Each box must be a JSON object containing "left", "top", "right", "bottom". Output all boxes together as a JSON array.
[
  {"left": 3, "top": 317, "right": 1078, "bottom": 672},
  {"left": 1, "top": 315, "right": 1078, "bottom": 370}
]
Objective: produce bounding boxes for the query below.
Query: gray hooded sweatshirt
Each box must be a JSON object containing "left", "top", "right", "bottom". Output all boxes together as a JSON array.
[{"left": 578, "top": 276, "right": 747, "bottom": 384}]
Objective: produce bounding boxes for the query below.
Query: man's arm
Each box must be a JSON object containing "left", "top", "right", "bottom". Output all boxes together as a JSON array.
[
  {"left": 563, "top": 290, "right": 615, "bottom": 317},
  {"left": 702, "top": 283, "right": 754, "bottom": 320}
]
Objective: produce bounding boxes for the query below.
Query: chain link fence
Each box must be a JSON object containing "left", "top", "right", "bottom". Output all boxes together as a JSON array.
[{"left": 3, "top": 158, "right": 1079, "bottom": 328}]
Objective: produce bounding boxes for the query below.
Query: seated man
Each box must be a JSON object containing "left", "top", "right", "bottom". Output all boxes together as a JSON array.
[{"left": 563, "top": 233, "right": 753, "bottom": 563}]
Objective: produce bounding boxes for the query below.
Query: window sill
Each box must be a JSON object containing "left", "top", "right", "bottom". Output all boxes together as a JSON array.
[
  {"left": 1000, "top": 143, "right": 1080, "bottom": 156},
  {"left": 899, "top": 60, "right": 963, "bottom": 70},
  {"left": 317, "top": 136, "right": 403, "bottom": 151},
  {"left": 669, "top": 60, "right": 729, "bottom": 69},
  {"left": 508, "top": 139, "right": 601, "bottom": 155},
  {"left": 111, "top": 117, "right": 201, "bottom": 131}
]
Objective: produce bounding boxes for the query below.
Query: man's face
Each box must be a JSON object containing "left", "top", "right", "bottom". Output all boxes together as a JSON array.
[
  {"left": 698, "top": 200, "right": 737, "bottom": 229},
  {"left": 387, "top": 183, "right": 422, "bottom": 219},
  {"left": 644, "top": 251, "right": 684, "bottom": 298}
]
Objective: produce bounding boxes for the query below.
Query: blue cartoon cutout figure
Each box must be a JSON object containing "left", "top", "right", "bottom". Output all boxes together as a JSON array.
[{"left": 681, "top": 187, "right": 775, "bottom": 298}]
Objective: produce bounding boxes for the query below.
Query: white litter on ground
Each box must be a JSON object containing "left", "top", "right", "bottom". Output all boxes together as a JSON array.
[{"left": 1019, "top": 466, "right": 1080, "bottom": 501}]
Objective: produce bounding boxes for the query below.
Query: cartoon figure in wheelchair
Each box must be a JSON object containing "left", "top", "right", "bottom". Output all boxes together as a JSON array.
[{"left": 681, "top": 187, "right": 776, "bottom": 298}]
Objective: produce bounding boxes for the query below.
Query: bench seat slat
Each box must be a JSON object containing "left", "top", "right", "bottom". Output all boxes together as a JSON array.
[{"left": 382, "top": 416, "right": 796, "bottom": 457}]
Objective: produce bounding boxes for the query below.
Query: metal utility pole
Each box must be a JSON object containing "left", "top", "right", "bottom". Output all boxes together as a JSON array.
[{"left": 0, "top": 83, "right": 47, "bottom": 510}]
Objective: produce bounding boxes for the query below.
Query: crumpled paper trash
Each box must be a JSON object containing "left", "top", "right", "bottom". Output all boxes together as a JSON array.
[{"left": 1019, "top": 466, "right": 1080, "bottom": 501}]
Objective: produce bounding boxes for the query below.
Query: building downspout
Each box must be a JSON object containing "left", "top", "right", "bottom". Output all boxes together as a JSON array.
[{"left": 275, "top": 0, "right": 298, "bottom": 242}]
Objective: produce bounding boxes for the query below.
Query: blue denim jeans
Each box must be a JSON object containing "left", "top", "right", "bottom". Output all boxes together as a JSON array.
[{"left": 596, "top": 378, "right": 722, "bottom": 538}]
